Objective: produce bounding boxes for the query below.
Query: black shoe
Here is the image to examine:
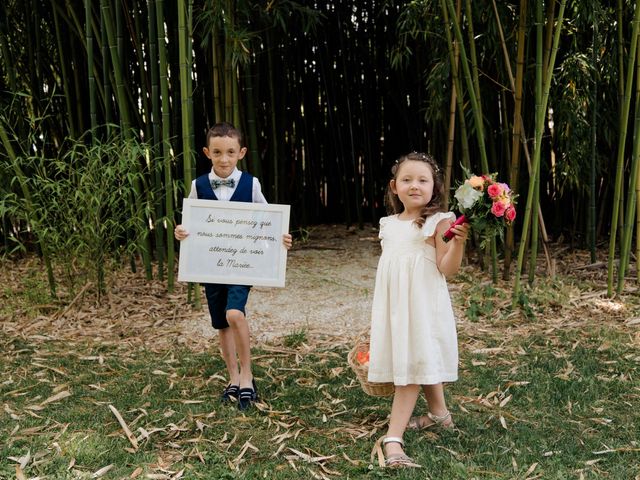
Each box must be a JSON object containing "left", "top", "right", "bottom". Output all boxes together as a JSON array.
[
  {"left": 237, "top": 379, "right": 258, "bottom": 411},
  {"left": 221, "top": 384, "right": 239, "bottom": 402}
]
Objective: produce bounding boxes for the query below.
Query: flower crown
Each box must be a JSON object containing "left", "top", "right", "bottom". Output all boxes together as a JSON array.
[{"left": 393, "top": 151, "right": 441, "bottom": 174}]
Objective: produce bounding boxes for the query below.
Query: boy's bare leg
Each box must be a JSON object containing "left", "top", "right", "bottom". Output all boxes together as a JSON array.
[
  {"left": 226, "top": 309, "right": 253, "bottom": 389},
  {"left": 384, "top": 384, "right": 421, "bottom": 457},
  {"left": 218, "top": 327, "right": 239, "bottom": 385}
]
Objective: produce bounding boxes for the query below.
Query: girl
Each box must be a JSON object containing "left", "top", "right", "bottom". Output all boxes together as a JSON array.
[{"left": 367, "top": 152, "right": 469, "bottom": 468}]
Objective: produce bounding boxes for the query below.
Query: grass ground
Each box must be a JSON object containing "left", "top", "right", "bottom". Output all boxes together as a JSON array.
[
  {"left": 2, "top": 315, "right": 639, "bottom": 479},
  {"left": 1, "top": 233, "right": 639, "bottom": 479}
]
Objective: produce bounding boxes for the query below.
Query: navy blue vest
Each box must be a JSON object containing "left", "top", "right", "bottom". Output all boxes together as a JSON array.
[{"left": 195, "top": 172, "right": 254, "bottom": 203}]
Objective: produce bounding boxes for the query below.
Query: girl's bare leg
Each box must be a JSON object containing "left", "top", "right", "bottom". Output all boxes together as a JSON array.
[
  {"left": 407, "top": 383, "right": 453, "bottom": 428},
  {"left": 422, "top": 383, "right": 449, "bottom": 416},
  {"left": 384, "top": 384, "right": 421, "bottom": 457}
]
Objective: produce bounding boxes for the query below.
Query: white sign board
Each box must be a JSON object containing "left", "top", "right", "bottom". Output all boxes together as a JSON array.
[{"left": 177, "top": 199, "right": 290, "bottom": 287}]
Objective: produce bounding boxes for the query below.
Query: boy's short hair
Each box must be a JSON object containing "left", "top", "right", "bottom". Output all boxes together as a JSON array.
[{"left": 206, "top": 122, "right": 244, "bottom": 147}]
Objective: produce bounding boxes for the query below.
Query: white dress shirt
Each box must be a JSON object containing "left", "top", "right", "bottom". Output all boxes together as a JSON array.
[{"left": 187, "top": 167, "right": 267, "bottom": 203}]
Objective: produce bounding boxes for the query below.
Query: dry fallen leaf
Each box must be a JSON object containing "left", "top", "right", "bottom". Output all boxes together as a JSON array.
[
  {"left": 91, "top": 464, "right": 114, "bottom": 478},
  {"left": 524, "top": 462, "right": 538, "bottom": 476},
  {"left": 41, "top": 389, "right": 72, "bottom": 406},
  {"left": 15, "top": 466, "right": 27, "bottom": 480},
  {"left": 129, "top": 466, "right": 143, "bottom": 478},
  {"left": 108, "top": 404, "right": 139, "bottom": 450}
]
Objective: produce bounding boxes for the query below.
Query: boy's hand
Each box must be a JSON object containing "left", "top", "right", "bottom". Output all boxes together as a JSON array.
[
  {"left": 174, "top": 225, "right": 189, "bottom": 241},
  {"left": 282, "top": 233, "right": 293, "bottom": 250}
]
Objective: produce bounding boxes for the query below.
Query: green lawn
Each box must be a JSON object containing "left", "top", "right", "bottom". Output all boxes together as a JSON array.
[{"left": 2, "top": 321, "right": 639, "bottom": 479}]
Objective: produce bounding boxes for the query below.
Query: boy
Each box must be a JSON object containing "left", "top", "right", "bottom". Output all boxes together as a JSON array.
[{"left": 175, "top": 122, "right": 292, "bottom": 410}]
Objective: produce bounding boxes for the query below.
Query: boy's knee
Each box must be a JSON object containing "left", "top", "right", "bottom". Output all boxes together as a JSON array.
[{"left": 226, "top": 309, "right": 245, "bottom": 325}]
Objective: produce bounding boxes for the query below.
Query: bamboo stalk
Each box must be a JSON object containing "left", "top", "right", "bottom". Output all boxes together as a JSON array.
[
  {"left": 116, "top": 0, "right": 123, "bottom": 72},
  {"left": 101, "top": 0, "right": 153, "bottom": 281},
  {"left": 502, "top": 0, "right": 526, "bottom": 277},
  {"left": 52, "top": 2, "right": 76, "bottom": 137},
  {"left": 464, "top": 0, "right": 483, "bottom": 117},
  {"left": 637, "top": 155, "right": 640, "bottom": 284},
  {"left": 244, "top": 65, "right": 262, "bottom": 179},
  {"left": 589, "top": 1, "right": 599, "bottom": 263},
  {"left": 442, "top": 0, "right": 471, "bottom": 172},
  {"left": 178, "top": 0, "right": 198, "bottom": 306},
  {"left": 85, "top": 0, "right": 97, "bottom": 134},
  {"left": 101, "top": 5, "right": 112, "bottom": 133},
  {"left": 155, "top": 0, "right": 175, "bottom": 291},
  {"left": 0, "top": 123, "right": 56, "bottom": 296},
  {"left": 267, "top": 28, "right": 280, "bottom": 202},
  {"left": 616, "top": 0, "right": 626, "bottom": 246},
  {"left": 224, "top": 0, "right": 233, "bottom": 122},
  {"left": 147, "top": 0, "right": 166, "bottom": 281},
  {"left": 616, "top": 38, "right": 640, "bottom": 293},
  {"left": 444, "top": 76, "right": 457, "bottom": 210},
  {"left": 444, "top": 0, "right": 498, "bottom": 280},
  {"left": 178, "top": 0, "right": 194, "bottom": 191},
  {"left": 213, "top": 31, "right": 223, "bottom": 122},
  {"left": 608, "top": 0, "right": 640, "bottom": 296},
  {"left": 443, "top": 0, "right": 489, "bottom": 173},
  {"left": 491, "top": 0, "right": 552, "bottom": 279},
  {"left": 514, "top": 0, "right": 567, "bottom": 299},
  {"left": 187, "top": 0, "right": 196, "bottom": 184},
  {"left": 0, "top": 1, "right": 18, "bottom": 92}
]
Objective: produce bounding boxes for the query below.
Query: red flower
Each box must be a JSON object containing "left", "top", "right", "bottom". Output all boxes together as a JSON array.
[
  {"left": 487, "top": 183, "right": 504, "bottom": 199},
  {"left": 491, "top": 200, "right": 507, "bottom": 217},
  {"left": 505, "top": 206, "right": 516, "bottom": 223}
]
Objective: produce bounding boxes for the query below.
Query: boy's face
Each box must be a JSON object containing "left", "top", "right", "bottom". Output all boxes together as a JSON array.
[{"left": 203, "top": 135, "right": 247, "bottom": 178}]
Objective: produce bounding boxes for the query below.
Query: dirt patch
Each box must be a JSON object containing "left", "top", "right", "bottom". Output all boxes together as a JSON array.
[
  {"left": 187, "top": 224, "right": 382, "bottom": 344},
  {"left": 1, "top": 225, "right": 638, "bottom": 354}
]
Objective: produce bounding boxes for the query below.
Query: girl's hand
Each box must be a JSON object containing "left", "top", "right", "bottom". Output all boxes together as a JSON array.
[
  {"left": 449, "top": 222, "right": 469, "bottom": 243},
  {"left": 174, "top": 225, "right": 189, "bottom": 241},
  {"left": 282, "top": 233, "right": 293, "bottom": 250}
]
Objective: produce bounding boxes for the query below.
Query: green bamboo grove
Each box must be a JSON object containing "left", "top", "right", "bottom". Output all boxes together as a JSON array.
[{"left": 0, "top": 0, "right": 639, "bottom": 298}]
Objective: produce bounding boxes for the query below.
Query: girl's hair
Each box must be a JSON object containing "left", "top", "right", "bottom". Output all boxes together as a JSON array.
[
  {"left": 206, "top": 122, "right": 244, "bottom": 147},
  {"left": 385, "top": 151, "right": 445, "bottom": 228}
]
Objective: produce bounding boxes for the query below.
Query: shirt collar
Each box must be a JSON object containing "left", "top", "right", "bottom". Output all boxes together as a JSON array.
[{"left": 210, "top": 167, "right": 241, "bottom": 182}]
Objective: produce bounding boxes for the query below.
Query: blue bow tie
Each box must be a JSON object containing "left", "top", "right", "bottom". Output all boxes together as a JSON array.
[{"left": 211, "top": 178, "right": 236, "bottom": 189}]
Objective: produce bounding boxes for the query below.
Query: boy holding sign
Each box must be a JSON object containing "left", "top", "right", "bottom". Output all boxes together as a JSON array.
[{"left": 175, "top": 122, "right": 293, "bottom": 410}]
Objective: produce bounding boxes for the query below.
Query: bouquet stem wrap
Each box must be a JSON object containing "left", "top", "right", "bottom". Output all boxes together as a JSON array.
[{"left": 442, "top": 214, "right": 467, "bottom": 242}]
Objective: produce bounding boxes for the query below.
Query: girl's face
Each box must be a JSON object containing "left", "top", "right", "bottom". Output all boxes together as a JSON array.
[{"left": 390, "top": 160, "right": 435, "bottom": 215}]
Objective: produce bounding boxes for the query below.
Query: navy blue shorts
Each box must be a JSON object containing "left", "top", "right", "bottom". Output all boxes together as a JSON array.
[{"left": 203, "top": 284, "right": 251, "bottom": 329}]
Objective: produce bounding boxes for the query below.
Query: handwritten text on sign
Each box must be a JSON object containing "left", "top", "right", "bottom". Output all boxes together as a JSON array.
[{"left": 177, "top": 199, "right": 290, "bottom": 287}]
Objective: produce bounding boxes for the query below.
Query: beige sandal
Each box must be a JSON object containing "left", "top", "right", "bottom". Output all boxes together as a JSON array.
[
  {"left": 380, "top": 437, "right": 422, "bottom": 468},
  {"left": 407, "top": 411, "right": 454, "bottom": 431}
]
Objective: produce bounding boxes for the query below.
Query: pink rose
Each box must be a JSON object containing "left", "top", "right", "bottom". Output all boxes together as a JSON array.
[
  {"left": 505, "top": 206, "right": 516, "bottom": 222},
  {"left": 491, "top": 200, "right": 507, "bottom": 217},
  {"left": 468, "top": 176, "right": 485, "bottom": 190},
  {"left": 487, "top": 183, "right": 504, "bottom": 199}
]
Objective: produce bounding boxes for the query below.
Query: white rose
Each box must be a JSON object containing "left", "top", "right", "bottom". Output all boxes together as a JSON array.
[{"left": 455, "top": 182, "right": 483, "bottom": 210}]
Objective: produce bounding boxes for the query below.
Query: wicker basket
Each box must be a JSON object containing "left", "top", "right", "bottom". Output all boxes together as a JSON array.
[{"left": 348, "top": 336, "right": 394, "bottom": 397}]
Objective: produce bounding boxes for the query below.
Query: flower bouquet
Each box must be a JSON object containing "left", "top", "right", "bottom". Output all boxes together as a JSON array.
[{"left": 443, "top": 173, "right": 517, "bottom": 247}]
